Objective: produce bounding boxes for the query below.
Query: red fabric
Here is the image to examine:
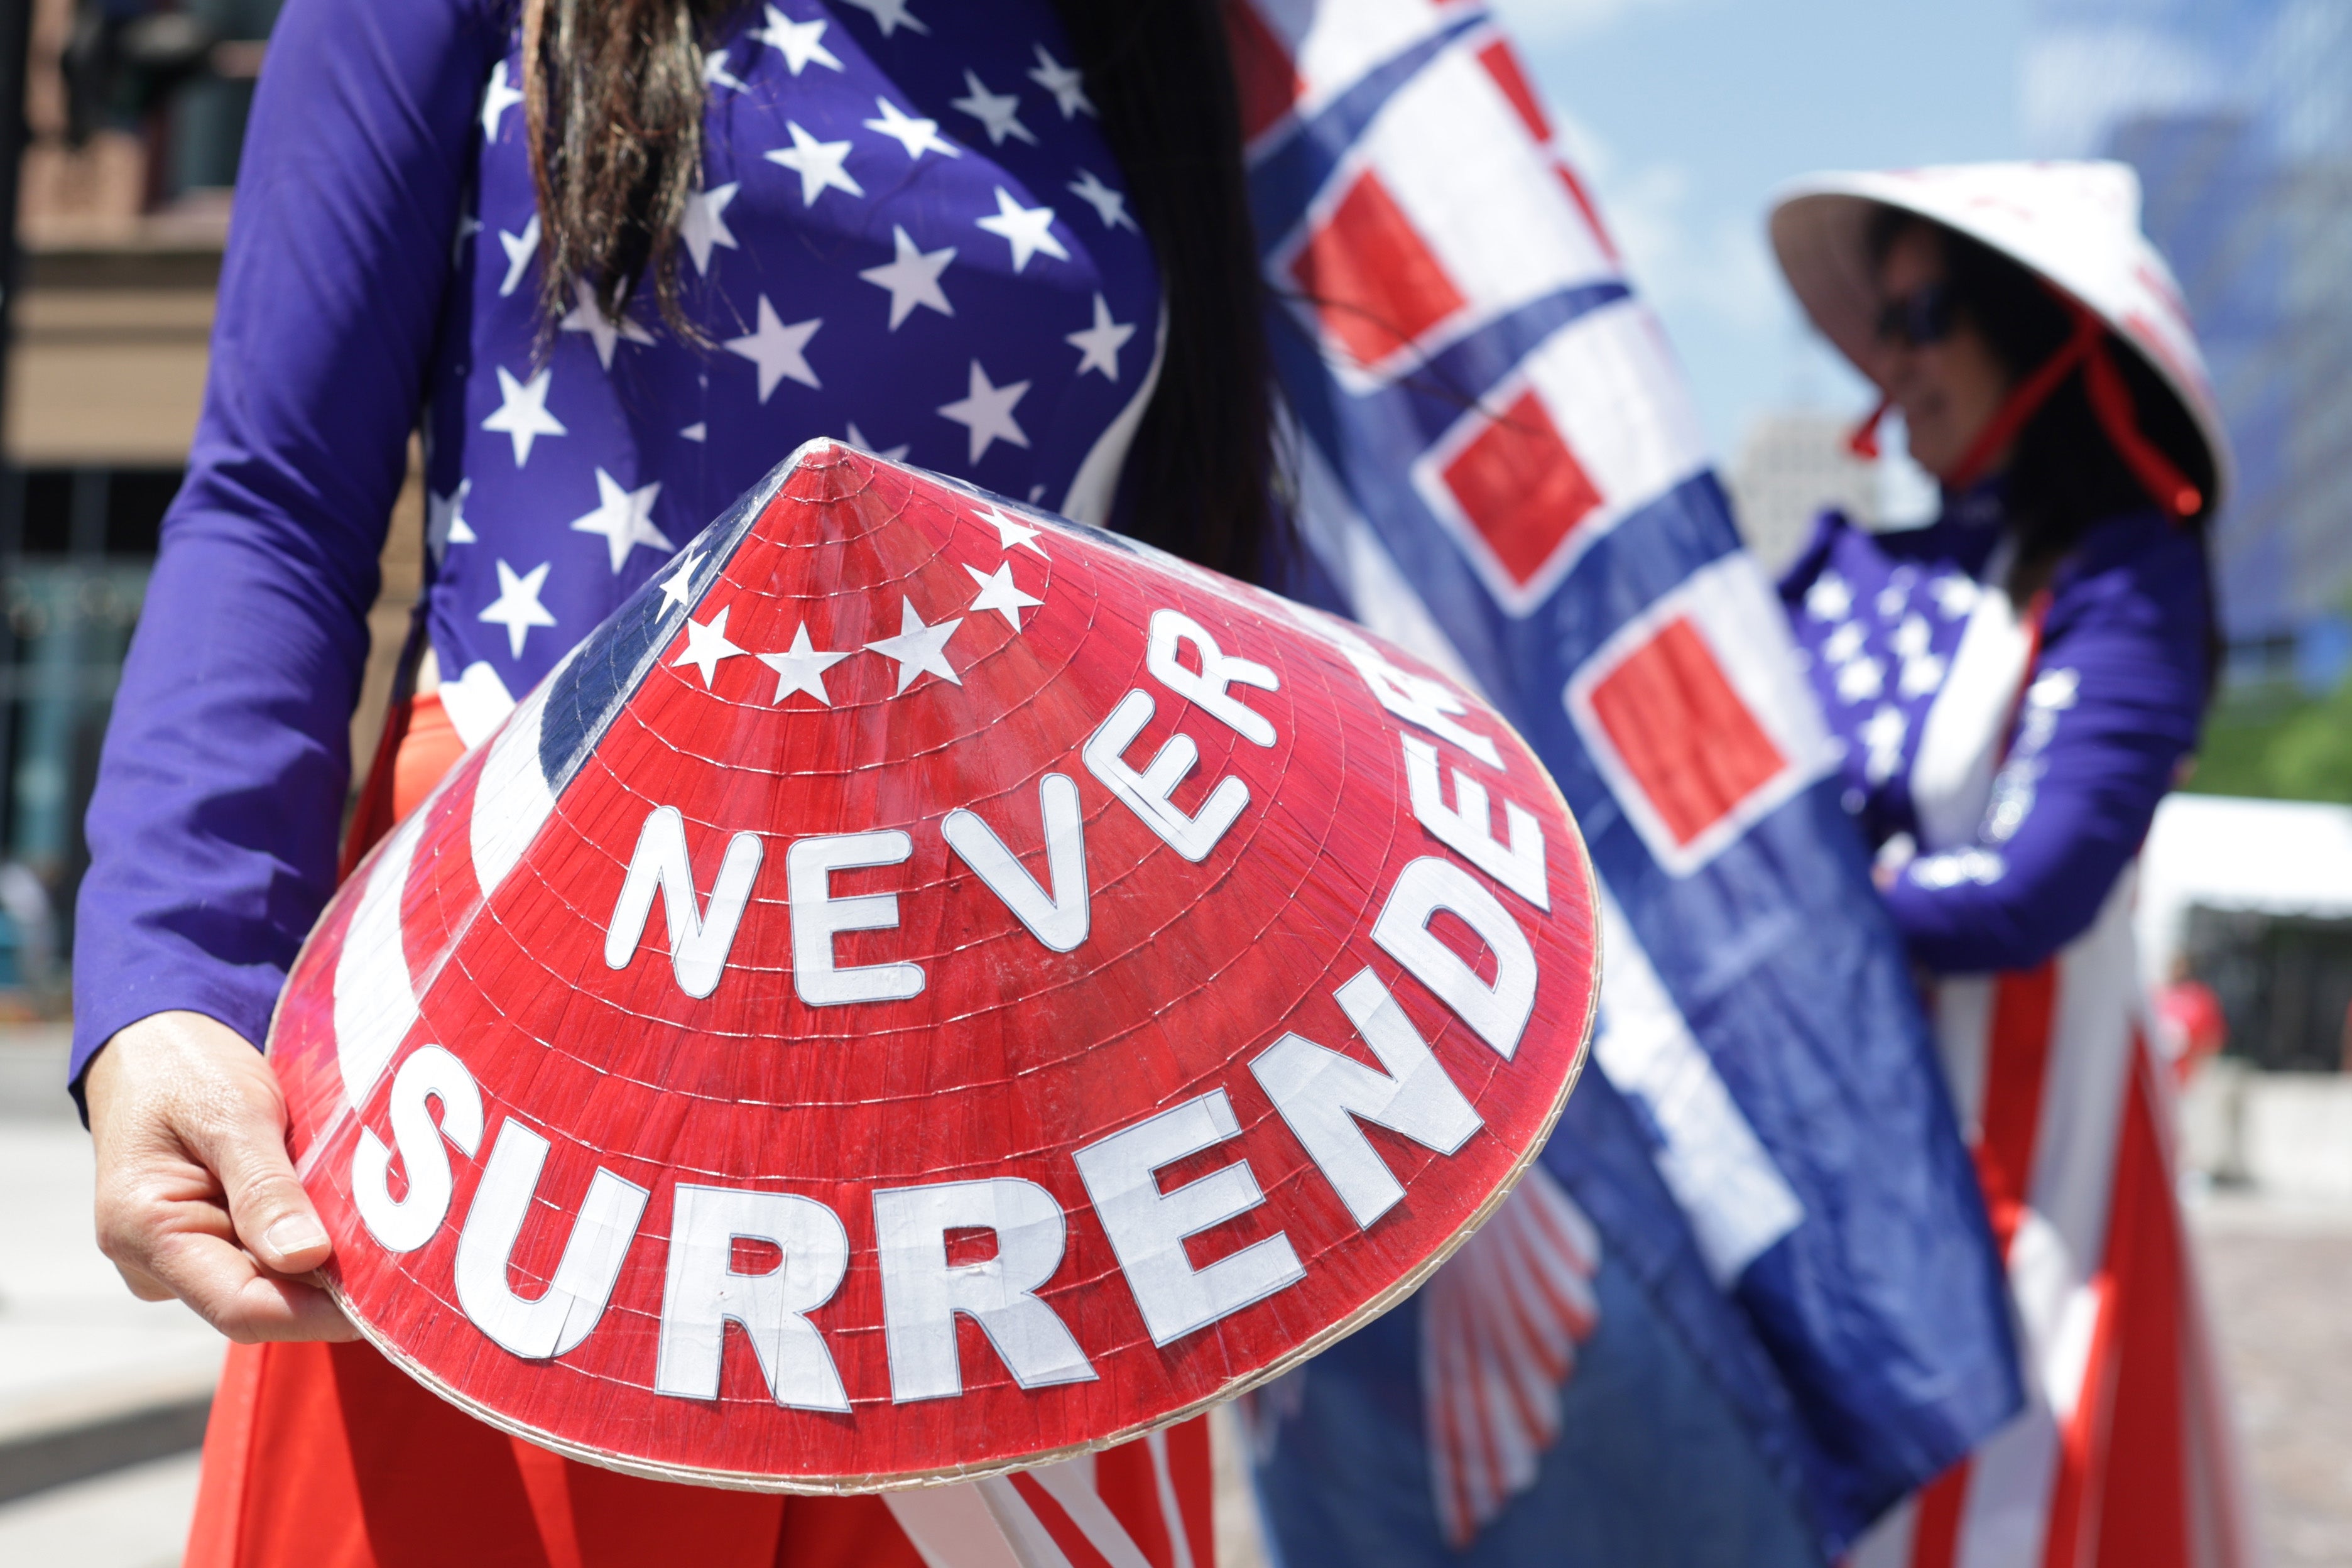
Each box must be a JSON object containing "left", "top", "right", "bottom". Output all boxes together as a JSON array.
[{"left": 200, "top": 698, "right": 1216, "bottom": 1567}]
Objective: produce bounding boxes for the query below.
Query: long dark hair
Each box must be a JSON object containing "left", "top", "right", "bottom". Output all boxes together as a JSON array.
[{"left": 518, "top": 0, "right": 1276, "bottom": 581}]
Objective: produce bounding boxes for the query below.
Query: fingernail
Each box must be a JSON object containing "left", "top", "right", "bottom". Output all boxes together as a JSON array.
[{"left": 263, "top": 1215, "right": 327, "bottom": 1261}]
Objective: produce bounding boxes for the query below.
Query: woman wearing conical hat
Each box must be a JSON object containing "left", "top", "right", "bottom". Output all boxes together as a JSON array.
[{"left": 1768, "top": 161, "right": 2250, "bottom": 1568}]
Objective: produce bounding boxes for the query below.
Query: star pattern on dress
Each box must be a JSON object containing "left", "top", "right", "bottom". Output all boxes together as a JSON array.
[
  {"left": 975, "top": 503, "right": 1047, "bottom": 557},
  {"left": 1805, "top": 572, "right": 1853, "bottom": 622},
  {"left": 427, "top": 479, "right": 477, "bottom": 565},
  {"left": 703, "top": 45, "right": 747, "bottom": 93},
  {"left": 939, "top": 361, "right": 1030, "bottom": 463},
  {"left": 1027, "top": 45, "right": 1094, "bottom": 118},
  {"left": 727, "top": 297, "right": 823, "bottom": 401},
  {"left": 561, "top": 278, "right": 656, "bottom": 370},
  {"left": 1859, "top": 704, "right": 1908, "bottom": 784},
  {"left": 569, "top": 469, "right": 672, "bottom": 574},
  {"left": 1929, "top": 574, "right": 1981, "bottom": 619},
  {"left": 753, "top": 6, "right": 842, "bottom": 74},
  {"left": 976, "top": 188, "right": 1068, "bottom": 272},
  {"left": 672, "top": 605, "right": 748, "bottom": 688},
  {"left": 682, "top": 183, "right": 741, "bottom": 276},
  {"left": 964, "top": 561, "right": 1043, "bottom": 629},
  {"left": 1064, "top": 168, "right": 1135, "bottom": 232},
  {"left": 860, "top": 226, "right": 956, "bottom": 329},
  {"left": 660, "top": 547, "right": 709, "bottom": 611},
  {"left": 497, "top": 217, "right": 540, "bottom": 298},
  {"left": 865, "top": 597, "right": 962, "bottom": 692},
  {"left": 839, "top": 0, "right": 928, "bottom": 39},
  {"left": 758, "top": 623, "right": 856, "bottom": 705},
  {"left": 952, "top": 72, "right": 1037, "bottom": 148},
  {"left": 845, "top": 422, "right": 911, "bottom": 462},
  {"left": 482, "top": 366, "right": 567, "bottom": 467},
  {"left": 864, "top": 97, "right": 959, "bottom": 161},
  {"left": 1066, "top": 293, "right": 1135, "bottom": 379},
  {"left": 481, "top": 60, "right": 524, "bottom": 143},
  {"left": 766, "top": 122, "right": 864, "bottom": 207},
  {"left": 479, "top": 558, "right": 558, "bottom": 659},
  {"left": 453, "top": 211, "right": 484, "bottom": 267}
]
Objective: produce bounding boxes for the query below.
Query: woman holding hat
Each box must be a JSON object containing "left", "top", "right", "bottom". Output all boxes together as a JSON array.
[
  {"left": 72, "top": 1, "right": 1261, "bottom": 1564},
  {"left": 1768, "top": 163, "right": 2249, "bottom": 1568}
]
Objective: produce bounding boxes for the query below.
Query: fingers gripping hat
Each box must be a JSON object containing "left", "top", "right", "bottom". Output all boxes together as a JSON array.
[
  {"left": 1768, "top": 160, "right": 2233, "bottom": 514},
  {"left": 268, "top": 442, "right": 1599, "bottom": 1491}
]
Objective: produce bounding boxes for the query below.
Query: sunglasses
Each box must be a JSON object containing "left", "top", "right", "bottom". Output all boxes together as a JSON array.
[{"left": 1874, "top": 283, "right": 1958, "bottom": 347}]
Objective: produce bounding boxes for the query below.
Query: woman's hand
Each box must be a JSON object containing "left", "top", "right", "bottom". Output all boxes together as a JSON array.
[{"left": 85, "top": 1010, "right": 356, "bottom": 1342}]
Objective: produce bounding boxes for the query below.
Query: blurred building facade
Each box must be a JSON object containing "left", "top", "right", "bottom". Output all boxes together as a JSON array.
[
  {"left": 0, "top": 0, "right": 413, "bottom": 1010},
  {"left": 1724, "top": 410, "right": 1880, "bottom": 574},
  {"left": 2024, "top": 0, "right": 2352, "bottom": 680}
]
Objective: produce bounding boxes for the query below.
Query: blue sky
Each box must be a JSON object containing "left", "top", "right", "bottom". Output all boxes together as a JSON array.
[{"left": 1489, "top": 0, "right": 2030, "bottom": 455}]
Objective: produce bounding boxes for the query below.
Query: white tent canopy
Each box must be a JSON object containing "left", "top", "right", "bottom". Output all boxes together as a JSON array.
[{"left": 2137, "top": 793, "right": 2352, "bottom": 984}]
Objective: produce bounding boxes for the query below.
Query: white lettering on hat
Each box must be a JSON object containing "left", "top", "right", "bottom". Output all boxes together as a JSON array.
[
  {"left": 455, "top": 1118, "right": 650, "bottom": 1360},
  {"left": 604, "top": 805, "right": 765, "bottom": 999},
  {"left": 1146, "top": 609, "right": 1280, "bottom": 746},
  {"left": 1082, "top": 690, "right": 1248, "bottom": 862},
  {"left": 352, "top": 1045, "right": 484, "bottom": 1254},
  {"left": 654, "top": 1184, "right": 851, "bottom": 1412},
  {"left": 1403, "top": 736, "right": 1549, "bottom": 910},
  {"left": 942, "top": 774, "right": 1091, "bottom": 952},
  {"left": 1372, "top": 856, "right": 1539, "bottom": 1060},
  {"left": 787, "top": 829, "right": 927, "bottom": 1006},
  {"left": 1072, "top": 1091, "right": 1304, "bottom": 1346},
  {"left": 1250, "top": 969, "right": 1483, "bottom": 1229},
  {"left": 1327, "top": 631, "right": 1502, "bottom": 768},
  {"left": 873, "top": 1178, "right": 1097, "bottom": 1403}
]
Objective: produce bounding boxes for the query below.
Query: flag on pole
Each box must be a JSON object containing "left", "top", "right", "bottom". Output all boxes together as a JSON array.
[{"left": 1228, "top": 2, "right": 2024, "bottom": 1557}]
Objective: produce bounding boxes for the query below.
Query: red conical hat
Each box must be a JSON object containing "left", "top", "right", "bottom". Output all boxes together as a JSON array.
[{"left": 270, "top": 442, "right": 1598, "bottom": 1491}]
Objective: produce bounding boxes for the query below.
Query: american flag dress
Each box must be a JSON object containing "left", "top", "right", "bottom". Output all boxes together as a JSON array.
[{"left": 75, "top": 1, "right": 1219, "bottom": 1564}]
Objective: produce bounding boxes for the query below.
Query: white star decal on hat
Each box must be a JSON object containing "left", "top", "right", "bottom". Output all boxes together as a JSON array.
[
  {"left": 864, "top": 97, "right": 959, "bottom": 161},
  {"left": 753, "top": 7, "right": 842, "bottom": 74},
  {"left": 427, "top": 479, "right": 476, "bottom": 565},
  {"left": 759, "top": 623, "right": 856, "bottom": 705},
  {"left": 561, "top": 277, "right": 655, "bottom": 370},
  {"left": 976, "top": 187, "right": 1068, "bottom": 273},
  {"left": 479, "top": 558, "right": 557, "bottom": 659},
  {"left": 840, "top": 0, "right": 927, "bottom": 36},
  {"left": 859, "top": 226, "right": 956, "bottom": 330},
  {"left": 682, "top": 183, "right": 740, "bottom": 276},
  {"left": 482, "top": 366, "right": 566, "bottom": 467},
  {"left": 727, "top": 297, "right": 822, "bottom": 401},
  {"left": 939, "top": 361, "right": 1030, "bottom": 464},
  {"left": 481, "top": 59, "right": 523, "bottom": 142},
  {"left": 1027, "top": 45, "right": 1093, "bottom": 118},
  {"left": 1066, "top": 293, "right": 1136, "bottom": 380},
  {"left": 865, "top": 598, "right": 962, "bottom": 694},
  {"left": 672, "top": 605, "right": 748, "bottom": 689},
  {"left": 964, "top": 561, "right": 1043, "bottom": 630},
  {"left": 766, "top": 122, "right": 863, "bottom": 207},
  {"left": 497, "top": 215, "right": 540, "bottom": 297},
  {"left": 975, "top": 503, "right": 1047, "bottom": 557},
  {"left": 1065, "top": 168, "right": 1135, "bottom": 232},
  {"left": 660, "top": 547, "right": 708, "bottom": 612},
  {"left": 952, "top": 72, "right": 1036, "bottom": 148},
  {"left": 570, "top": 469, "right": 672, "bottom": 574}
]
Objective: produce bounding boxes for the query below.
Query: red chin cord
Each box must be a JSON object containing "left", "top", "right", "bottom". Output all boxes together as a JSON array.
[{"left": 1843, "top": 299, "right": 2204, "bottom": 521}]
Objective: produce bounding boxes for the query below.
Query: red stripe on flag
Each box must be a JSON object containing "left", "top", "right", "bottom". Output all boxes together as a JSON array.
[
  {"left": 2084, "top": 1043, "right": 2192, "bottom": 1568},
  {"left": 1166, "top": 1417, "right": 1216, "bottom": 1568},
  {"left": 1978, "top": 962, "right": 2059, "bottom": 1254},
  {"left": 1584, "top": 616, "right": 1787, "bottom": 846},
  {"left": 1555, "top": 163, "right": 1621, "bottom": 265},
  {"left": 1439, "top": 389, "right": 1604, "bottom": 586},
  {"left": 1222, "top": 0, "right": 1305, "bottom": 144},
  {"left": 1910, "top": 1459, "right": 1970, "bottom": 1568},
  {"left": 1475, "top": 39, "right": 1552, "bottom": 143},
  {"left": 1008, "top": 1472, "right": 1118, "bottom": 1568},
  {"left": 1289, "top": 170, "right": 1466, "bottom": 366}
]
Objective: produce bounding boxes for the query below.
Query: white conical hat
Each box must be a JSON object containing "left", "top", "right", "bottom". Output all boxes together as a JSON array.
[{"left": 1768, "top": 160, "right": 2232, "bottom": 510}]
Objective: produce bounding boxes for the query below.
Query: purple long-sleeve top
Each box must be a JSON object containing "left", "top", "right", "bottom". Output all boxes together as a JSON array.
[
  {"left": 1778, "top": 487, "right": 2210, "bottom": 975},
  {"left": 72, "top": 0, "right": 1163, "bottom": 1092}
]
